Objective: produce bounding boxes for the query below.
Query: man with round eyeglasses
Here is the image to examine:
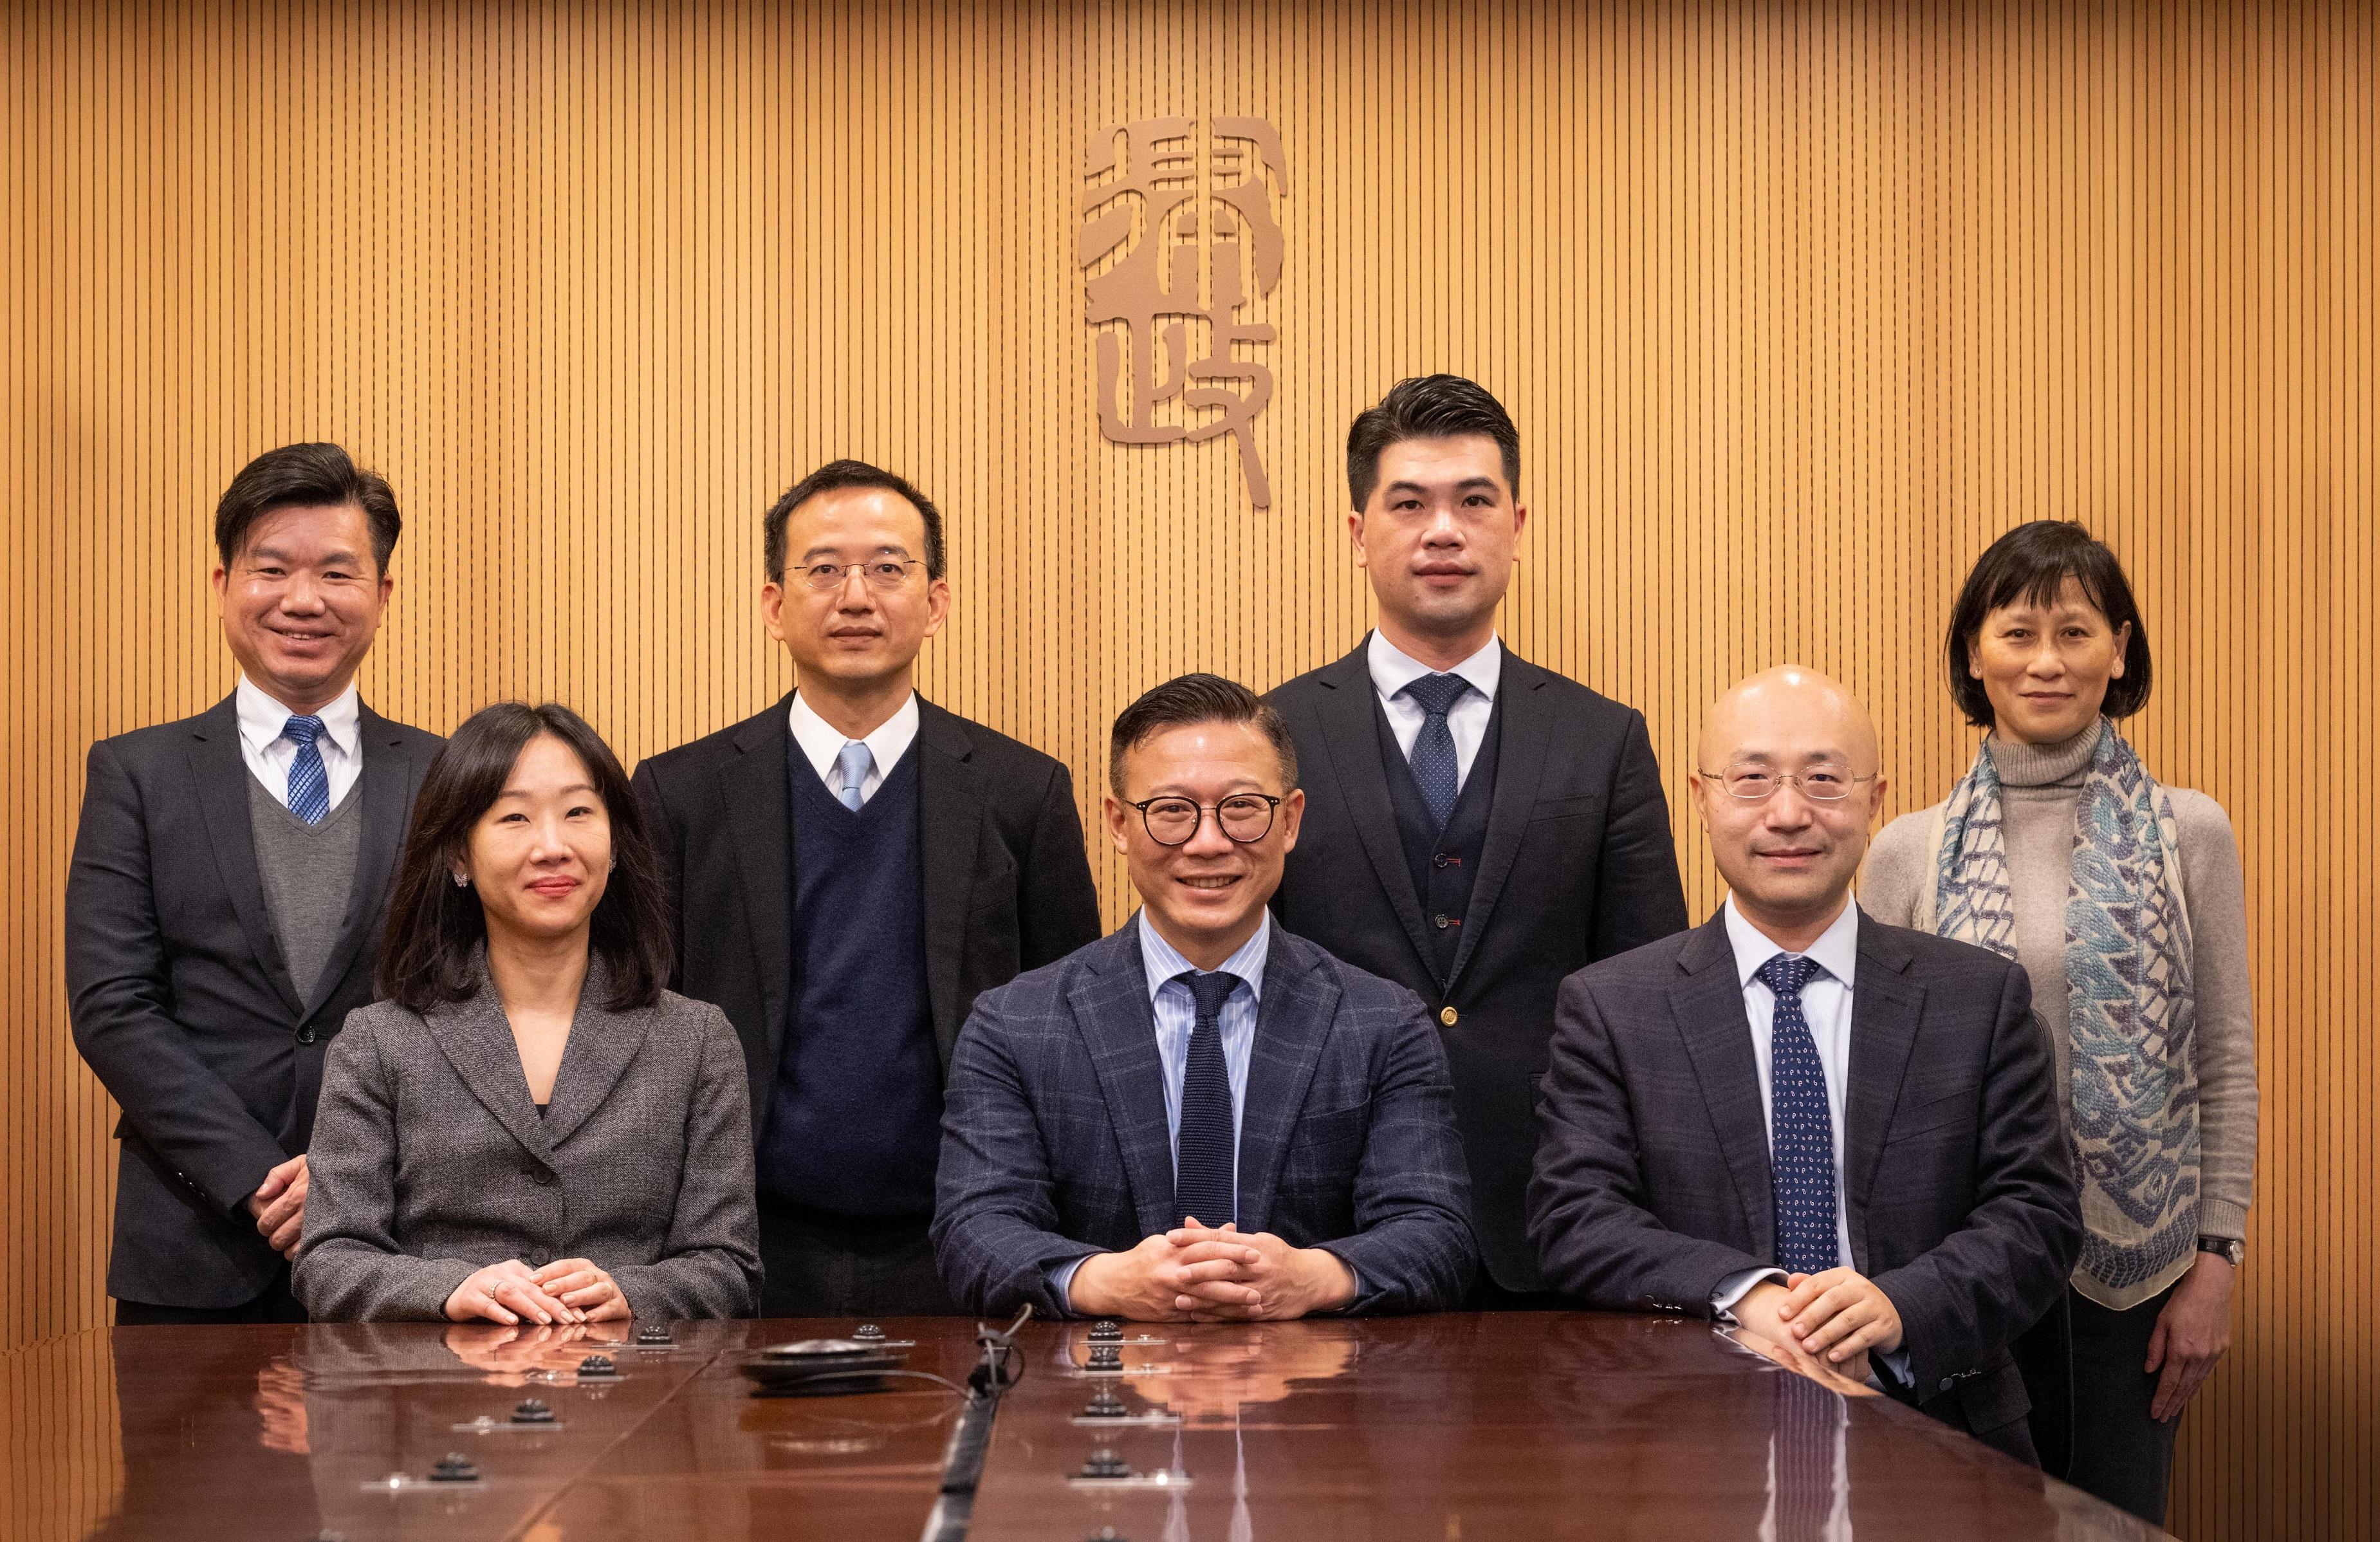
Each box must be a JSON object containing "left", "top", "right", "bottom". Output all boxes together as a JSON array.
[{"left": 932, "top": 673, "right": 1476, "bottom": 1321}]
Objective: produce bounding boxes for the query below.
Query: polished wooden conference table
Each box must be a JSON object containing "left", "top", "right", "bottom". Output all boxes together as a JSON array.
[{"left": 3, "top": 1312, "right": 2172, "bottom": 1540}]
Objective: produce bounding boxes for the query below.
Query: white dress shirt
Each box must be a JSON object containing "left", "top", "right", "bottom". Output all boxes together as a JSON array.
[
  {"left": 1366, "top": 630, "right": 1502, "bottom": 791},
  {"left": 1049, "top": 912, "right": 1271, "bottom": 1306},
  {"left": 1712, "top": 895, "right": 1908, "bottom": 1385},
  {"left": 788, "top": 690, "right": 919, "bottom": 806},
  {"left": 235, "top": 676, "right": 362, "bottom": 812}
]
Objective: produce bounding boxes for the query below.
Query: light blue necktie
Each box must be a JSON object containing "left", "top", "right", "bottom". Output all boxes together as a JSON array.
[
  {"left": 284, "top": 715, "right": 331, "bottom": 825},
  {"left": 1399, "top": 673, "right": 1472, "bottom": 828},
  {"left": 1758, "top": 953, "right": 1840, "bottom": 1276},
  {"left": 833, "top": 741, "right": 874, "bottom": 812}
]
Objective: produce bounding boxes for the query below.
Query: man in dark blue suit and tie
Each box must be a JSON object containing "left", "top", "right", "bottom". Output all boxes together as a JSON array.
[{"left": 933, "top": 674, "right": 1475, "bottom": 1321}]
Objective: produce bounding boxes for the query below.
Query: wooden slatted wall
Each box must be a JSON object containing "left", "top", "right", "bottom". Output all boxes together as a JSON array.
[{"left": 1, "top": 3, "right": 2370, "bottom": 1534}]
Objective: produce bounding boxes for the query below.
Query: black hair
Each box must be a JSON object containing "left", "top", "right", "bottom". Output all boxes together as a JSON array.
[
  {"left": 762, "top": 458, "right": 948, "bottom": 581},
  {"left": 377, "top": 703, "right": 673, "bottom": 1013},
  {"left": 1109, "top": 674, "right": 1300, "bottom": 797},
  {"left": 215, "top": 442, "right": 402, "bottom": 573},
  {"left": 1946, "top": 520, "right": 2154, "bottom": 727},
  {"left": 1345, "top": 374, "right": 1522, "bottom": 512}
]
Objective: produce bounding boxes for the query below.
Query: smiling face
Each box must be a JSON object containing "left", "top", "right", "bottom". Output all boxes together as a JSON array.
[
  {"left": 761, "top": 485, "right": 951, "bottom": 690},
  {"left": 1690, "top": 668, "right": 1887, "bottom": 940},
  {"left": 456, "top": 733, "right": 613, "bottom": 949},
  {"left": 1105, "top": 720, "right": 1304, "bottom": 967},
  {"left": 210, "top": 503, "right": 393, "bottom": 713},
  {"left": 1347, "top": 435, "right": 1527, "bottom": 651},
  {"left": 1967, "top": 575, "right": 2131, "bottom": 747}
]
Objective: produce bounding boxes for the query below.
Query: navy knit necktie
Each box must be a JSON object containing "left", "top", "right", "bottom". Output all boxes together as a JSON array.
[
  {"left": 283, "top": 715, "right": 330, "bottom": 825},
  {"left": 1757, "top": 953, "right": 1840, "bottom": 1276},
  {"left": 1399, "top": 673, "right": 1471, "bottom": 828},
  {"left": 1172, "top": 970, "right": 1241, "bottom": 1227}
]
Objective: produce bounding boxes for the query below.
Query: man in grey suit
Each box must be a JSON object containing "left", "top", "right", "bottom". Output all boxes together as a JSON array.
[
  {"left": 67, "top": 443, "right": 444, "bottom": 1324},
  {"left": 1529, "top": 667, "right": 2081, "bottom": 1462},
  {"left": 934, "top": 674, "right": 1475, "bottom": 1321},
  {"left": 1268, "top": 375, "right": 1690, "bottom": 1306}
]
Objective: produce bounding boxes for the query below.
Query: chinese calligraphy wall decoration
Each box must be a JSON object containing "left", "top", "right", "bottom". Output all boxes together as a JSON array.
[{"left": 1080, "top": 116, "right": 1287, "bottom": 508}]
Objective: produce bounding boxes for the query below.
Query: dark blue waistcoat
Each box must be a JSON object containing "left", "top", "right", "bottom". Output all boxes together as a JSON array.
[
  {"left": 759, "top": 736, "right": 942, "bottom": 1216},
  {"left": 1374, "top": 690, "right": 1503, "bottom": 985}
]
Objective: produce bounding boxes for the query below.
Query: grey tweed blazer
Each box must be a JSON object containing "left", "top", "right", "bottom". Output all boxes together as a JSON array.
[{"left": 293, "top": 960, "right": 762, "bottom": 1321}]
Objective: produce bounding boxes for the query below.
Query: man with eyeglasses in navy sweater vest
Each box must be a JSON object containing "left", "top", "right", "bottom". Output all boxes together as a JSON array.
[{"left": 634, "top": 461, "right": 1103, "bottom": 1317}]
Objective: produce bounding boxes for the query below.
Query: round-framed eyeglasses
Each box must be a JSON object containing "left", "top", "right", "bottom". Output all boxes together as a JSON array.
[
  {"left": 1695, "top": 766, "right": 1880, "bottom": 802},
  {"left": 1125, "top": 794, "right": 1284, "bottom": 846},
  {"left": 786, "top": 559, "right": 925, "bottom": 592}
]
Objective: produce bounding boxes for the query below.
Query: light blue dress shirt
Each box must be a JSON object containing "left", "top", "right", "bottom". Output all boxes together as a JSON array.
[{"left": 1047, "top": 912, "right": 1269, "bottom": 1307}]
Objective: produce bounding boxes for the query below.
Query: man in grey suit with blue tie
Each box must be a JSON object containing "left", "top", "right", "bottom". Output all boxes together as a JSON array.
[
  {"left": 1528, "top": 667, "right": 2081, "bottom": 1460},
  {"left": 933, "top": 674, "right": 1475, "bottom": 1321}
]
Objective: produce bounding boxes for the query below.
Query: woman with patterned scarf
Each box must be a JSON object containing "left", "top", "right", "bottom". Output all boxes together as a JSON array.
[{"left": 1863, "top": 521, "right": 2257, "bottom": 1527}]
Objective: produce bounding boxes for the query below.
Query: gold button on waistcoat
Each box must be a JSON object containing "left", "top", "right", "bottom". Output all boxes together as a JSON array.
[{"left": 1439, "top": 1006, "right": 1459, "bottom": 1026}]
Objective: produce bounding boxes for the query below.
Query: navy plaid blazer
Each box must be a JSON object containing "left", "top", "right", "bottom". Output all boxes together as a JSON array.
[{"left": 932, "top": 918, "right": 1476, "bottom": 1318}]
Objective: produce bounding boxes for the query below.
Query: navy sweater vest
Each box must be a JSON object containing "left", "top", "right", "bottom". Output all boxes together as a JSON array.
[
  {"left": 758, "top": 736, "right": 942, "bottom": 1216},
  {"left": 1376, "top": 690, "right": 1502, "bottom": 985}
]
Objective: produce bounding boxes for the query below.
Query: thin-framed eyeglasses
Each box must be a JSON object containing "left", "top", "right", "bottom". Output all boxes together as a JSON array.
[
  {"left": 1695, "top": 765, "right": 1879, "bottom": 802},
  {"left": 1125, "top": 794, "right": 1283, "bottom": 846},
  {"left": 786, "top": 559, "right": 925, "bottom": 592}
]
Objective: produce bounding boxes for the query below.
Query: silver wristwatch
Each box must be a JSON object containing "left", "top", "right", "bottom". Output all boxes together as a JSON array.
[{"left": 2197, "top": 1235, "right": 2245, "bottom": 1267}]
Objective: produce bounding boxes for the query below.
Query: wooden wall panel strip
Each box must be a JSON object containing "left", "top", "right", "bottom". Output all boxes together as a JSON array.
[{"left": 2, "top": 3, "right": 2370, "bottom": 1534}]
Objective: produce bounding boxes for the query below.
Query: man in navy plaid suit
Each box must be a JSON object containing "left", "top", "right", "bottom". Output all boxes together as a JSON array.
[{"left": 932, "top": 674, "right": 1476, "bottom": 1321}]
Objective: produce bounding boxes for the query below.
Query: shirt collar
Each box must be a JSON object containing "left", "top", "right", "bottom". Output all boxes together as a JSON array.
[
  {"left": 1721, "top": 893, "right": 1861, "bottom": 991},
  {"left": 236, "top": 675, "right": 361, "bottom": 758},
  {"left": 787, "top": 690, "right": 920, "bottom": 783},
  {"left": 1366, "top": 629, "right": 1503, "bottom": 705},
  {"left": 1136, "top": 909, "right": 1271, "bottom": 1008}
]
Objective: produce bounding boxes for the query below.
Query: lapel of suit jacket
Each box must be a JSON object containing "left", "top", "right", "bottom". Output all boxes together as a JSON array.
[
  {"left": 1842, "top": 907, "right": 1923, "bottom": 1274},
  {"left": 1448, "top": 648, "right": 1553, "bottom": 986},
  {"left": 914, "top": 699, "right": 984, "bottom": 1068},
  {"left": 720, "top": 698, "right": 796, "bottom": 1066},
  {"left": 1233, "top": 923, "right": 1338, "bottom": 1237},
  {"left": 186, "top": 695, "right": 304, "bottom": 1017},
  {"left": 1668, "top": 910, "right": 1777, "bottom": 1260},
  {"left": 542, "top": 958, "right": 655, "bottom": 1146},
  {"left": 1309, "top": 640, "right": 1437, "bottom": 978},
  {"left": 299, "top": 705, "right": 419, "bottom": 1023},
  {"left": 1069, "top": 922, "right": 1182, "bottom": 1239},
  {"left": 421, "top": 978, "right": 555, "bottom": 1164}
]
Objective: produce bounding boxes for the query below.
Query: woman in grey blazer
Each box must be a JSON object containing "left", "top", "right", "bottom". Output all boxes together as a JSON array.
[{"left": 295, "top": 702, "right": 761, "bottom": 1323}]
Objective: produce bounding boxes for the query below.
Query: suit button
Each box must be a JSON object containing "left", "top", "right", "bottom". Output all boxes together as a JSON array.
[
  {"left": 1938, "top": 1377, "right": 1954, "bottom": 1393},
  {"left": 1439, "top": 1007, "right": 1459, "bottom": 1026},
  {"left": 1432, "top": 853, "right": 1452, "bottom": 868},
  {"left": 1433, "top": 913, "right": 1450, "bottom": 929},
  {"left": 527, "top": 1169, "right": 555, "bottom": 1187},
  {"left": 295, "top": 1026, "right": 317, "bottom": 1045}
]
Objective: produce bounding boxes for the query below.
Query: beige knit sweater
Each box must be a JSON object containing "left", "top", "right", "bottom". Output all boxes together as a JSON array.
[{"left": 1861, "top": 725, "right": 2257, "bottom": 1307}]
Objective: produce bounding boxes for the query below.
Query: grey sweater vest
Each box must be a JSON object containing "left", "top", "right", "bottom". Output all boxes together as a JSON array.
[{"left": 247, "top": 774, "right": 364, "bottom": 1005}]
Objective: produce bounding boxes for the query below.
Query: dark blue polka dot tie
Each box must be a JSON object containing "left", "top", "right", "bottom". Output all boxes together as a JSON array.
[
  {"left": 1399, "top": 673, "right": 1472, "bottom": 828},
  {"left": 283, "top": 714, "right": 330, "bottom": 825},
  {"left": 1172, "top": 970, "right": 1241, "bottom": 1228},
  {"left": 1757, "top": 953, "right": 1840, "bottom": 1276}
]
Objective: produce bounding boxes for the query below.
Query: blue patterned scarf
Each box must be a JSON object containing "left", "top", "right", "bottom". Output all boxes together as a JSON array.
[{"left": 1932, "top": 720, "right": 2200, "bottom": 1297}]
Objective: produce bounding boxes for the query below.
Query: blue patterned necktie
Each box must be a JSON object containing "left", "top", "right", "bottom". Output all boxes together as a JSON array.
[
  {"left": 1399, "top": 673, "right": 1472, "bottom": 828},
  {"left": 283, "top": 714, "right": 330, "bottom": 825},
  {"left": 833, "top": 741, "right": 873, "bottom": 812},
  {"left": 1757, "top": 952, "right": 1840, "bottom": 1276},
  {"left": 1172, "top": 970, "right": 1241, "bottom": 1227}
]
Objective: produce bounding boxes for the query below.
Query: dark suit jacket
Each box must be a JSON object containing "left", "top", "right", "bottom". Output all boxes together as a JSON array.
[
  {"left": 1267, "top": 638, "right": 1690, "bottom": 1290},
  {"left": 65, "top": 694, "right": 443, "bottom": 1308},
  {"left": 631, "top": 692, "right": 1104, "bottom": 1139},
  {"left": 1527, "top": 907, "right": 2082, "bottom": 1437},
  {"left": 293, "top": 967, "right": 761, "bottom": 1321},
  {"left": 931, "top": 920, "right": 1477, "bottom": 1319}
]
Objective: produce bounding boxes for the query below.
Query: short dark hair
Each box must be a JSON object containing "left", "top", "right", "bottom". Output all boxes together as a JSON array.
[
  {"left": 762, "top": 459, "right": 947, "bottom": 582},
  {"left": 377, "top": 703, "right": 673, "bottom": 1014},
  {"left": 215, "top": 442, "right": 402, "bottom": 573},
  {"left": 1945, "top": 520, "right": 2154, "bottom": 727},
  {"left": 1109, "top": 674, "right": 1299, "bottom": 797},
  {"left": 1345, "top": 374, "right": 1522, "bottom": 512}
]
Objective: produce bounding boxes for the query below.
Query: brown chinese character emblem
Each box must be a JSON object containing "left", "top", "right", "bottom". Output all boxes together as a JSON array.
[{"left": 1080, "top": 116, "right": 1287, "bottom": 508}]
